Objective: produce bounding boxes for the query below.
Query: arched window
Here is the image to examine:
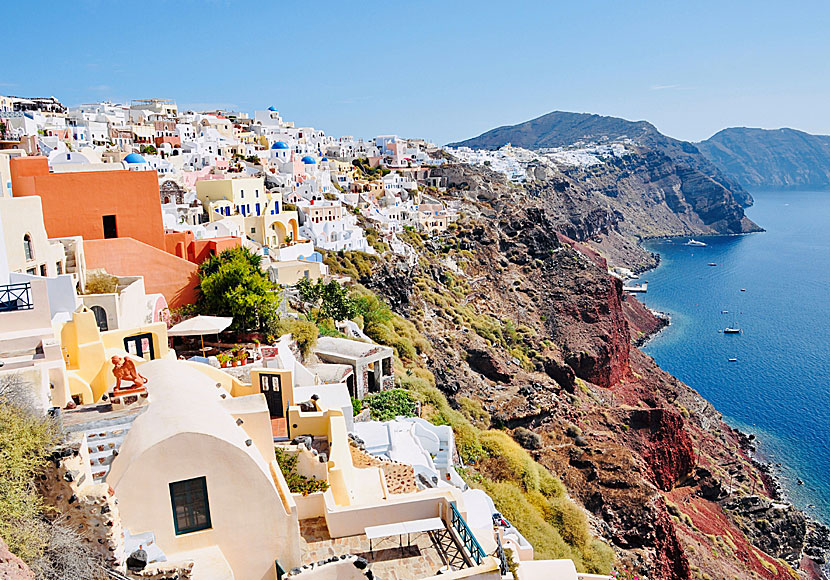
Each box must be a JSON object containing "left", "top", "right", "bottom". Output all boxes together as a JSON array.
[
  {"left": 23, "top": 234, "right": 34, "bottom": 261},
  {"left": 91, "top": 305, "right": 108, "bottom": 332}
]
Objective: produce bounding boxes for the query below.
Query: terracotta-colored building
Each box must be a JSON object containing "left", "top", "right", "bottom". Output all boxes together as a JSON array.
[
  {"left": 164, "top": 230, "right": 240, "bottom": 265},
  {"left": 9, "top": 156, "right": 237, "bottom": 308},
  {"left": 11, "top": 156, "right": 166, "bottom": 249}
]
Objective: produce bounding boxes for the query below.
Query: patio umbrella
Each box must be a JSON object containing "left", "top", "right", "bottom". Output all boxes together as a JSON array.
[{"left": 167, "top": 315, "right": 233, "bottom": 357}]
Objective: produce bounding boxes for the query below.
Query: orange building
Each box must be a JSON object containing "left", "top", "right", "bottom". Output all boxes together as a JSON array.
[
  {"left": 164, "top": 230, "right": 240, "bottom": 265},
  {"left": 9, "top": 156, "right": 241, "bottom": 309},
  {"left": 10, "top": 156, "right": 166, "bottom": 249}
]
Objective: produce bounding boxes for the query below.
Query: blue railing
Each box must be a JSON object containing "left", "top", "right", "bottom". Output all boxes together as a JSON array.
[
  {"left": 449, "top": 501, "right": 484, "bottom": 565},
  {"left": 0, "top": 282, "right": 33, "bottom": 312}
]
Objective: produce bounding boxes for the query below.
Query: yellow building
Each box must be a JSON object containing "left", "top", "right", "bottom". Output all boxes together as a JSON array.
[{"left": 197, "top": 177, "right": 300, "bottom": 248}]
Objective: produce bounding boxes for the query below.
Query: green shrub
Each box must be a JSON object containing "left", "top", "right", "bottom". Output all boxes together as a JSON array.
[
  {"left": 512, "top": 426, "right": 542, "bottom": 450},
  {"left": 479, "top": 430, "right": 564, "bottom": 497},
  {"left": 546, "top": 496, "right": 590, "bottom": 549},
  {"left": 0, "top": 391, "right": 60, "bottom": 563},
  {"left": 270, "top": 318, "right": 318, "bottom": 360},
  {"left": 459, "top": 397, "right": 490, "bottom": 428},
  {"left": 365, "top": 389, "right": 417, "bottom": 421},
  {"left": 351, "top": 397, "right": 364, "bottom": 416},
  {"left": 83, "top": 271, "right": 118, "bottom": 294},
  {"left": 274, "top": 447, "right": 329, "bottom": 496}
]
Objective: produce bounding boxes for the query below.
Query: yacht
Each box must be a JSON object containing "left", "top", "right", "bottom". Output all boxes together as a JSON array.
[
  {"left": 686, "top": 239, "right": 707, "bottom": 247},
  {"left": 724, "top": 327, "right": 742, "bottom": 334}
]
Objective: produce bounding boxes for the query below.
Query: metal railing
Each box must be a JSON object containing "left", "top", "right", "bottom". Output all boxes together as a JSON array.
[
  {"left": 495, "top": 531, "right": 509, "bottom": 575},
  {"left": 449, "top": 501, "right": 484, "bottom": 565},
  {"left": 0, "top": 282, "right": 33, "bottom": 312}
]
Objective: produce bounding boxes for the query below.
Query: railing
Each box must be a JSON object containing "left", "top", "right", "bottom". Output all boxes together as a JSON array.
[
  {"left": 495, "top": 531, "right": 509, "bottom": 575},
  {"left": 449, "top": 501, "right": 484, "bottom": 565},
  {"left": 0, "top": 282, "right": 33, "bottom": 312}
]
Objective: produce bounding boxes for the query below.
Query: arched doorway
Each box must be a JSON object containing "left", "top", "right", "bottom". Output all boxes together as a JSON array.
[{"left": 90, "top": 305, "right": 108, "bottom": 331}]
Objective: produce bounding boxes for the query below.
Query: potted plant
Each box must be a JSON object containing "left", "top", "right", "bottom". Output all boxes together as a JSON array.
[{"left": 217, "top": 353, "right": 231, "bottom": 368}]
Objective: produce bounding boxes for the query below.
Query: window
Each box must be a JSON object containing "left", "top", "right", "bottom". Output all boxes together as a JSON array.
[
  {"left": 39, "top": 264, "right": 47, "bottom": 277},
  {"left": 169, "top": 477, "right": 211, "bottom": 535},
  {"left": 23, "top": 234, "right": 34, "bottom": 261}
]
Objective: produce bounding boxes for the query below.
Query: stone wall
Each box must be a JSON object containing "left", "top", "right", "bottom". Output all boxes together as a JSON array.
[{"left": 37, "top": 434, "right": 126, "bottom": 570}]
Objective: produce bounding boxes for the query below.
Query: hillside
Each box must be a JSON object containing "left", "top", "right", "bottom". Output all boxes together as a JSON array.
[
  {"left": 449, "top": 111, "right": 756, "bottom": 223},
  {"left": 698, "top": 127, "right": 830, "bottom": 189},
  {"left": 343, "top": 163, "right": 829, "bottom": 580}
]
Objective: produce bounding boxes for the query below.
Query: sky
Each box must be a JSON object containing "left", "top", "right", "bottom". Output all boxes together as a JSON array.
[{"left": 3, "top": 0, "right": 830, "bottom": 144}]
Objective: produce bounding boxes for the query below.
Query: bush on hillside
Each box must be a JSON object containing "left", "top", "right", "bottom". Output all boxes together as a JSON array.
[
  {"left": 0, "top": 376, "right": 60, "bottom": 563},
  {"left": 478, "top": 430, "right": 564, "bottom": 497},
  {"left": 269, "top": 318, "right": 318, "bottom": 360},
  {"left": 512, "top": 426, "right": 542, "bottom": 450},
  {"left": 365, "top": 389, "right": 417, "bottom": 422}
]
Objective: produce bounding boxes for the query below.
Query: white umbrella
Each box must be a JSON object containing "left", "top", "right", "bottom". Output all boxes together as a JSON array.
[{"left": 168, "top": 315, "right": 233, "bottom": 356}]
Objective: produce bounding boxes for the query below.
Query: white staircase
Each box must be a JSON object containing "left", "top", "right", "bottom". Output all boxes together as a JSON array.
[{"left": 70, "top": 413, "right": 140, "bottom": 483}]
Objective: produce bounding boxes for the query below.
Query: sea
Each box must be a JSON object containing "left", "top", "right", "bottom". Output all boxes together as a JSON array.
[{"left": 641, "top": 190, "right": 830, "bottom": 525}]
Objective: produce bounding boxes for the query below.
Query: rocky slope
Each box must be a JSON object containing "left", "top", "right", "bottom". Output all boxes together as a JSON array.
[
  {"left": 698, "top": 127, "right": 830, "bottom": 190},
  {"left": 449, "top": 110, "right": 756, "bottom": 209},
  {"left": 361, "top": 163, "right": 827, "bottom": 579}
]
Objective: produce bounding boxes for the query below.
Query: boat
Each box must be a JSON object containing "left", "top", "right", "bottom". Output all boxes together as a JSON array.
[
  {"left": 685, "top": 239, "right": 707, "bottom": 247},
  {"left": 724, "top": 327, "right": 741, "bottom": 334},
  {"left": 721, "top": 310, "right": 729, "bottom": 313},
  {"left": 740, "top": 288, "right": 746, "bottom": 292},
  {"left": 728, "top": 358, "right": 737, "bottom": 362},
  {"left": 708, "top": 263, "right": 717, "bottom": 266}
]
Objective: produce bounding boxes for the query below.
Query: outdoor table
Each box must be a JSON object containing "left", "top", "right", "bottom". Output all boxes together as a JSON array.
[{"left": 365, "top": 517, "right": 445, "bottom": 556}]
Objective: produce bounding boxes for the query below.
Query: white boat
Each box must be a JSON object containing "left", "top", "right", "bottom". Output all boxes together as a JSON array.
[
  {"left": 724, "top": 327, "right": 741, "bottom": 334},
  {"left": 728, "top": 358, "right": 737, "bottom": 362},
  {"left": 686, "top": 239, "right": 707, "bottom": 247}
]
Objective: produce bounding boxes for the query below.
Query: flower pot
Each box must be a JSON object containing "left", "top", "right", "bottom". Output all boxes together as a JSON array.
[{"left": 220, "top": 361, "right": 228, "bottom": 368}]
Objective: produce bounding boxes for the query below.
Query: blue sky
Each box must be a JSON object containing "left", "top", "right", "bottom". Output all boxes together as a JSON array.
[{"left": 3, "top": 0, "right": 830, "bottom": 144}]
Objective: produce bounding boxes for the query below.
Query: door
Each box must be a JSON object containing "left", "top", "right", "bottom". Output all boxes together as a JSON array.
[
  {"left": 103, "top": 215, "right": 118, "bottom": 239},
  {"left": 259, "top": 373, "right": 283, "bottom": 418},
  {"left": 123, "top": 333, "right": 155, "bottom": 361}
]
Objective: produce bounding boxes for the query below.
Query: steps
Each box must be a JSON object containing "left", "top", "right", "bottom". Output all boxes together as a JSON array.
[{"left": 69, "top": 413, "right": 140, "bottom": 483}]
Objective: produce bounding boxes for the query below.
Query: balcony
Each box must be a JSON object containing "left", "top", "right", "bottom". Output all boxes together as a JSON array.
[{"left": 0, "top": 282, "right": 34, "bottom": 312}]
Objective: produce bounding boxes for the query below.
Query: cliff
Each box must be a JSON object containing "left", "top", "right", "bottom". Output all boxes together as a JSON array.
[
  {"left": 449, "top": 110, "right": 756, "bottom": 210},
  {"left": 698, "top": 127, "right": 830, "bottom": 190},
  {"left": 359, "top": 163, "right": 826, "bottom": 580}
]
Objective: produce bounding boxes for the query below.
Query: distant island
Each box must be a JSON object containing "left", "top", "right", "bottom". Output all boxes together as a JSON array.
[{"left": 697, "top": 127, "right": 830, "bottom": 190}]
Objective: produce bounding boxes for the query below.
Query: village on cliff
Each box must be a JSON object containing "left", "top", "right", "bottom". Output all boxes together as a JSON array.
[{"left": 0, "top": 96, "right": 614, "bottom": 580}]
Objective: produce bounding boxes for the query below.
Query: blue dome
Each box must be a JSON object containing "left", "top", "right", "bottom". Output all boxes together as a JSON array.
[
  {"left": 268, "top": 106, "right": 278, "bottom": 111},
  {"left": 124, "top": 153, "right": 146, "bottom": 164},
  {"left": 271, "top": 141, "right": 289, "bottom": 150},
  {"left": 301, "top": 156, "right": 316, "bottom": 164},
  {"left": 321, "top": 157, "right": 329, "bottom": 162}
]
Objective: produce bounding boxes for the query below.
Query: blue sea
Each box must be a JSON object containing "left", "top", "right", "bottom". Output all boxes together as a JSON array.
[{"left": 641, "top": 190, "right": 830, "bottom": 524}]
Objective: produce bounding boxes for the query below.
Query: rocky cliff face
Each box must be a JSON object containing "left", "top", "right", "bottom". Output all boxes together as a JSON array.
[
  {"left": 449, "top": 110, "right": 756, "bottom": 208},
  {"left": 698, "top": 127, "right": 830, "bottom": 190},
  {"left": 364, "top": 163, "right": 826, "bottom": 580}
]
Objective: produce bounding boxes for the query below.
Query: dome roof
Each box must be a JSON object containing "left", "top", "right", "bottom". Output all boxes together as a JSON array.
[
  {"left": 301, "top": 156, "right": 316, "bottom": 164},
  {"left": 271, "top": 141, "right": 289, "bottom": 150},
  {"left": 268, "top": 106, "right": 278, "bottom": 111},
  {"left": 123, "top": 153, "right": 146, "bottom": 164},
  {"left": 321, "top": 157, "right": 329, "bottom": 162}
]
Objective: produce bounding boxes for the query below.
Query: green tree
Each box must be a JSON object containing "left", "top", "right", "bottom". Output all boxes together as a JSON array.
[
  {"left": 296, "top": 279, "right": 355, "bottom": 322},
  {"left": 196, "top": 247, "right": 280, "bottom": 331},
  {"left": 140, "top": 144, "right": 157, "bottom": 154}
]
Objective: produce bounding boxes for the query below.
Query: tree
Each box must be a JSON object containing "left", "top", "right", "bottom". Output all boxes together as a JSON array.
[
  {"left": 196, "top": 247, "right": 280, "bottom": 331},
  {"left": 296, "top": 279, "right": 356, "bottom": 322},
  {"left": 140, "top": 144, "right": 157, "bottom": 154}
]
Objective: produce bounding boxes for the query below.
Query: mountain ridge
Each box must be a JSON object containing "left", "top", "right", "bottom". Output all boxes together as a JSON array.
[
  {"left": 697, "top": 126, "right": 830, "bottom": 189},
  {"left": 448, "top": 110, "right": 759, "bottom": 236}
]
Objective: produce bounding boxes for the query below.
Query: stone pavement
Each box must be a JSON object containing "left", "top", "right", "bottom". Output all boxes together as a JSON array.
[{"left": 299, "top": 517, "right": 455, "bottom": 579}]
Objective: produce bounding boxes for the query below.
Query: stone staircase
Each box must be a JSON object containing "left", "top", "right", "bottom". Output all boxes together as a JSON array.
[{"left": 69, "top": 413, "right": 140, "bottom": 483}]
